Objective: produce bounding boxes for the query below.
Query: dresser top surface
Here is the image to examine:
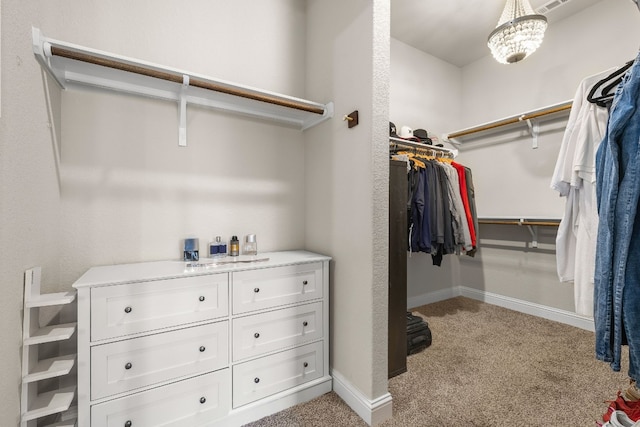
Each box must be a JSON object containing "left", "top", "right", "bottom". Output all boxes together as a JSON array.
[{"left": 72, "top": 250, "right": 330, "bottom": 288}]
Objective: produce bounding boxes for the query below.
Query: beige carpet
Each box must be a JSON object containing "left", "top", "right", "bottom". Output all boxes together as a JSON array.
[{"left": 245, "top": 297, "right": 630, "bottom": 426}]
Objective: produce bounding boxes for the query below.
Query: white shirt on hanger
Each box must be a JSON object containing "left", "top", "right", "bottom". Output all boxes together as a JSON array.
[{"left": 551, "top": 69, "right": 613, "bottom": 317}]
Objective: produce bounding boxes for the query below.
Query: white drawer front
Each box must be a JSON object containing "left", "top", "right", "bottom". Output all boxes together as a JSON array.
[
  {"left": 91, "top": 273, "right": 228, "bottom": 341},
  {"left": 91, "top": 369, "right": 230, "bottom": 427},
  {"left": 232, "top": 262, "right": 322, "bottom": 314},
  {"left": 232, "top": 341, "right": 324, "bottom": 408},
  {"left": 232, "top": 302, "right": 323, "bottom": 361},
  {"left": 91, "top": 321, "right": 229, "bottom": 400}
]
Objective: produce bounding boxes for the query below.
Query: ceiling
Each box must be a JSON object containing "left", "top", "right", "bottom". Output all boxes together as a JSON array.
[{"left": 390, "top": 0, "right": 603, "bottom": 67}]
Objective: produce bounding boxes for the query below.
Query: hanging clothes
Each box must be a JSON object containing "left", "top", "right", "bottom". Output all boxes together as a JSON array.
[
  {"left": 393, "top": 149, "right": 477, "bottom": 266},
  {"left": 550, "top": 67, "right": 613, "bottom": 317},
  {"left": 594, "top": 53, "right": 640, "bottom": 380}
]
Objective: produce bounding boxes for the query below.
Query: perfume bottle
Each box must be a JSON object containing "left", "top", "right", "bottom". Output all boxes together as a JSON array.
[
  {"left": 209, "top": 237, "right": 219, "bottom": 257},
  {"left": 183, "top": 238, "right": 199, "bottom": 261},
  {"left": 244, "top": 234, "right": 257, "bottom": 255},
  {"left": 229, "top": 236, "right": 240, "bottom": 257},
  {"left": 216, "top": 236, "right": 227, "bottom": 257},
  {"left": 209, "top": 236, "right": 227, "bottom": 258}
]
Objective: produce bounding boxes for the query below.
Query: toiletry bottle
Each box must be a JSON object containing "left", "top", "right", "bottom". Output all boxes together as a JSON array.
[
  {"left": 244, "top": 234, "right": 257, "bottom": 255},
  {"left": 216, "top": 236, "right": 227, "bottom": 257},
  {"left": 230, "top": 235, "right": 240, "bottom": 256},
  {"left": 183, "top": 238, "right": 199, "bottom": 261},
  {"left": 209, "top": 237, "right": 220, "bottom": 257}
]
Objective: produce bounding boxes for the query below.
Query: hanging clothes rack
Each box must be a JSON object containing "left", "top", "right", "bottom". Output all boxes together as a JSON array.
[
  {"left": 478, "top": 218, "right": 560, "bottom": 248},
  {"left": 443, "top": 100, "right": 572, "bottom": 148},
  {"left": 31, "top": 28, "right": 334, "bottom": 147},
  {"left": 389, "top": 136, "right": 456, "bottom": 158}
]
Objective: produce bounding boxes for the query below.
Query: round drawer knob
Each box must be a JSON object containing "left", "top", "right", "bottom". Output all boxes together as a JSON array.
[
  {"left": 124, "top": 306, "right": 132, "bottom": 314},
  {"left": 199, "top": 296, "right": 205, "bottom": 302},
  {"left": 254, "top": 287, "right": 260, "bottom": 293},
  {"left": 303, "top": 280, "right": 308, "bottom": 285},
  {"left": 125, "top": 362, "right": 132, "bottom": 370},
  {"left": 303, "top": 321, "right": 308, "bottom": 327},
  {"left": 304, "top": 362, "right": 309, "bottom": 368},
  {"left": 200, "top": 397, "right": 206, "bottom": 404},
  {"left": 199, "top": 346, "right": 206, "bottom": 352},
  {"left": 125, "top": 421, "right": 132, "bottom": 427},
  {"left": 254, "top": 377, "right": 260, "bottom": 384},
  {"left": 254, "top": 332, "right": 260, "bottom": 339}
]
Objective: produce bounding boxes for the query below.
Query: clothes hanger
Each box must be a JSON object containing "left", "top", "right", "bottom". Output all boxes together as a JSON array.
[{"left": 587, "top": 60, "right": 634, "bottom": 107}]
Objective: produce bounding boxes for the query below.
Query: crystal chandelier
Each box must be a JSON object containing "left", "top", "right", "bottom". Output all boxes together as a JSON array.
[{"left": 488, "top": 0, "right": 548, "bottom": 64}]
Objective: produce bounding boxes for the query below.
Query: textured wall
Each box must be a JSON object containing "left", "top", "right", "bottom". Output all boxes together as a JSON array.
[
  {"left": 305, "top": 0, "right": 390, "bottom": 404},
  {"left": 1, "top": 2, "right": 65, "bottom": 426}
]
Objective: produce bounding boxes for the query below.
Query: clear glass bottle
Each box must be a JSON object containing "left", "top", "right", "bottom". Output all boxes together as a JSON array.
[
  {"left": 244, "top": 234, "right": 257, "bottom": 255},
  {"left": 229, "top": 235, "right": 240, "bottom": 257}
]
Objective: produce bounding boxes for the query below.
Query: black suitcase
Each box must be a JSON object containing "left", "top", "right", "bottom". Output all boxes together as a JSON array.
[{"left": 406, "top": 312, "right": 432, "bottom": 355}]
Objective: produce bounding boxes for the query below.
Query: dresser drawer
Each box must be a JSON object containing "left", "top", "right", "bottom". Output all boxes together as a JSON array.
[
  {"left": 91, "top": 273, "right": 228, "bottom": 341},
  {"left": 91, "top": 369, "right": 230, "bottom": 427},
  {"left": 232, "top": 262, "right": 322, "bottom": 314},
  {"left": 232, "top": 302, "right": 323, "bottom": 361},
  {"left": 91, "top": 320, "right": 228, "bottom": 400},
  {"left": 232, "top": 341, "right": 324, "bottom": 408}
]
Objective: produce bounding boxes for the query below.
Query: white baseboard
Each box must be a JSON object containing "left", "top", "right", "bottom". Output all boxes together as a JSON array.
[
  {"left": 331, "top": 369, "right": 392, "bottom": 426},
  {"left": 407, "top": 286, "right": 458, "bottom": 310},
  {"left": 408, "top": 286, "right": 594, "bottom": 332}
]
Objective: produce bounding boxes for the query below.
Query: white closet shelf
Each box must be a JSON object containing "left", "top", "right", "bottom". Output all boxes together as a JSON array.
[
  {"left": 23, "top": 354, "right": 76, "bottom": 383},
  {"left": 31, "top": 27, "right": 334, "bottom": 146},
  {"left": 24, "top": 322, "right": 77, "bottom": 346},
  {"left": 26, "top": 290, "right": 76, "bottom": 308},
  {"left": 22, "top": 385, "right": 76, "bottom": 422}
]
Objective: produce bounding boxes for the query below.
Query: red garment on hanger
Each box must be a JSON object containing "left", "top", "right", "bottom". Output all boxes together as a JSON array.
[{"left": 452, "top": 161, "right": 476, "bottom": 247}]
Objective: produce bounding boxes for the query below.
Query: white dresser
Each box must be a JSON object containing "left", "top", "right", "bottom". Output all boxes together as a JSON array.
[{"left": 73, "top": 251, "right": 332, "bottom": 427}]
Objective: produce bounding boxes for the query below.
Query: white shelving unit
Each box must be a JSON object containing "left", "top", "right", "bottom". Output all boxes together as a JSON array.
[
  {"left": 31, "top": 27, "right": 334, "bottom": 147},
  {"left": 21, "top": 267, "right": 78, "bottom": 427}
]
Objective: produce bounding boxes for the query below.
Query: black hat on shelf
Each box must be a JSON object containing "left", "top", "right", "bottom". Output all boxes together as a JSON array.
[
  {"left": 390, "top": 122, "right": 398, "bottom": 138},
  {"left": 413, "top": 128, "right": 432, "bottom": 145}
]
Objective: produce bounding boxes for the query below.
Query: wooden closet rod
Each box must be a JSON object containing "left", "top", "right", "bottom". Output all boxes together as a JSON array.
[
  {"left": 49, "top": 46, "right": 326, "bottom": 115},
  {"left": 446, "top": 101, "right": 572, "bottom": 140}
]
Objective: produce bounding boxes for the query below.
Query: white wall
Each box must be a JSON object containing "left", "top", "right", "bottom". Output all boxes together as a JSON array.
[
  {"left": 53, "top": 0, "right": 309, "bottom": 284},
  {"left": 305, "top": 0, "right": 391, "bottom": 411},
  {"left": 1, "top": 2, "right": 66, "bottom": 425},
  {"left": 457, "top": 0, "right": 640, "bottom": 311},
  {"left": 390, "top": 38, "right": 463, "bottom": 307}
]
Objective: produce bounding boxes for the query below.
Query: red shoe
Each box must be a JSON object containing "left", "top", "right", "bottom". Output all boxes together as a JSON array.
[{"left": 604, "top": 392, "right": 640, "bottom": 422}]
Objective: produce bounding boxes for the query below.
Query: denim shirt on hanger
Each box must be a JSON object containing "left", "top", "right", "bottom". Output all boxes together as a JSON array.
[{"left": 594, "top": 51, "right": 640, "bottom": 372}]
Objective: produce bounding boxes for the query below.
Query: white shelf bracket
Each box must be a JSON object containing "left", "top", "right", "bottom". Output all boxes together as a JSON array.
[
  {"left": 519, "top": 219, "right": 539, "bottom": 248},
  {"left": 523, "top": 117, "right": 539, "bottom": 149},
  {"left": 179, "top": 74, "right": 190, "bottom": 147}
]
